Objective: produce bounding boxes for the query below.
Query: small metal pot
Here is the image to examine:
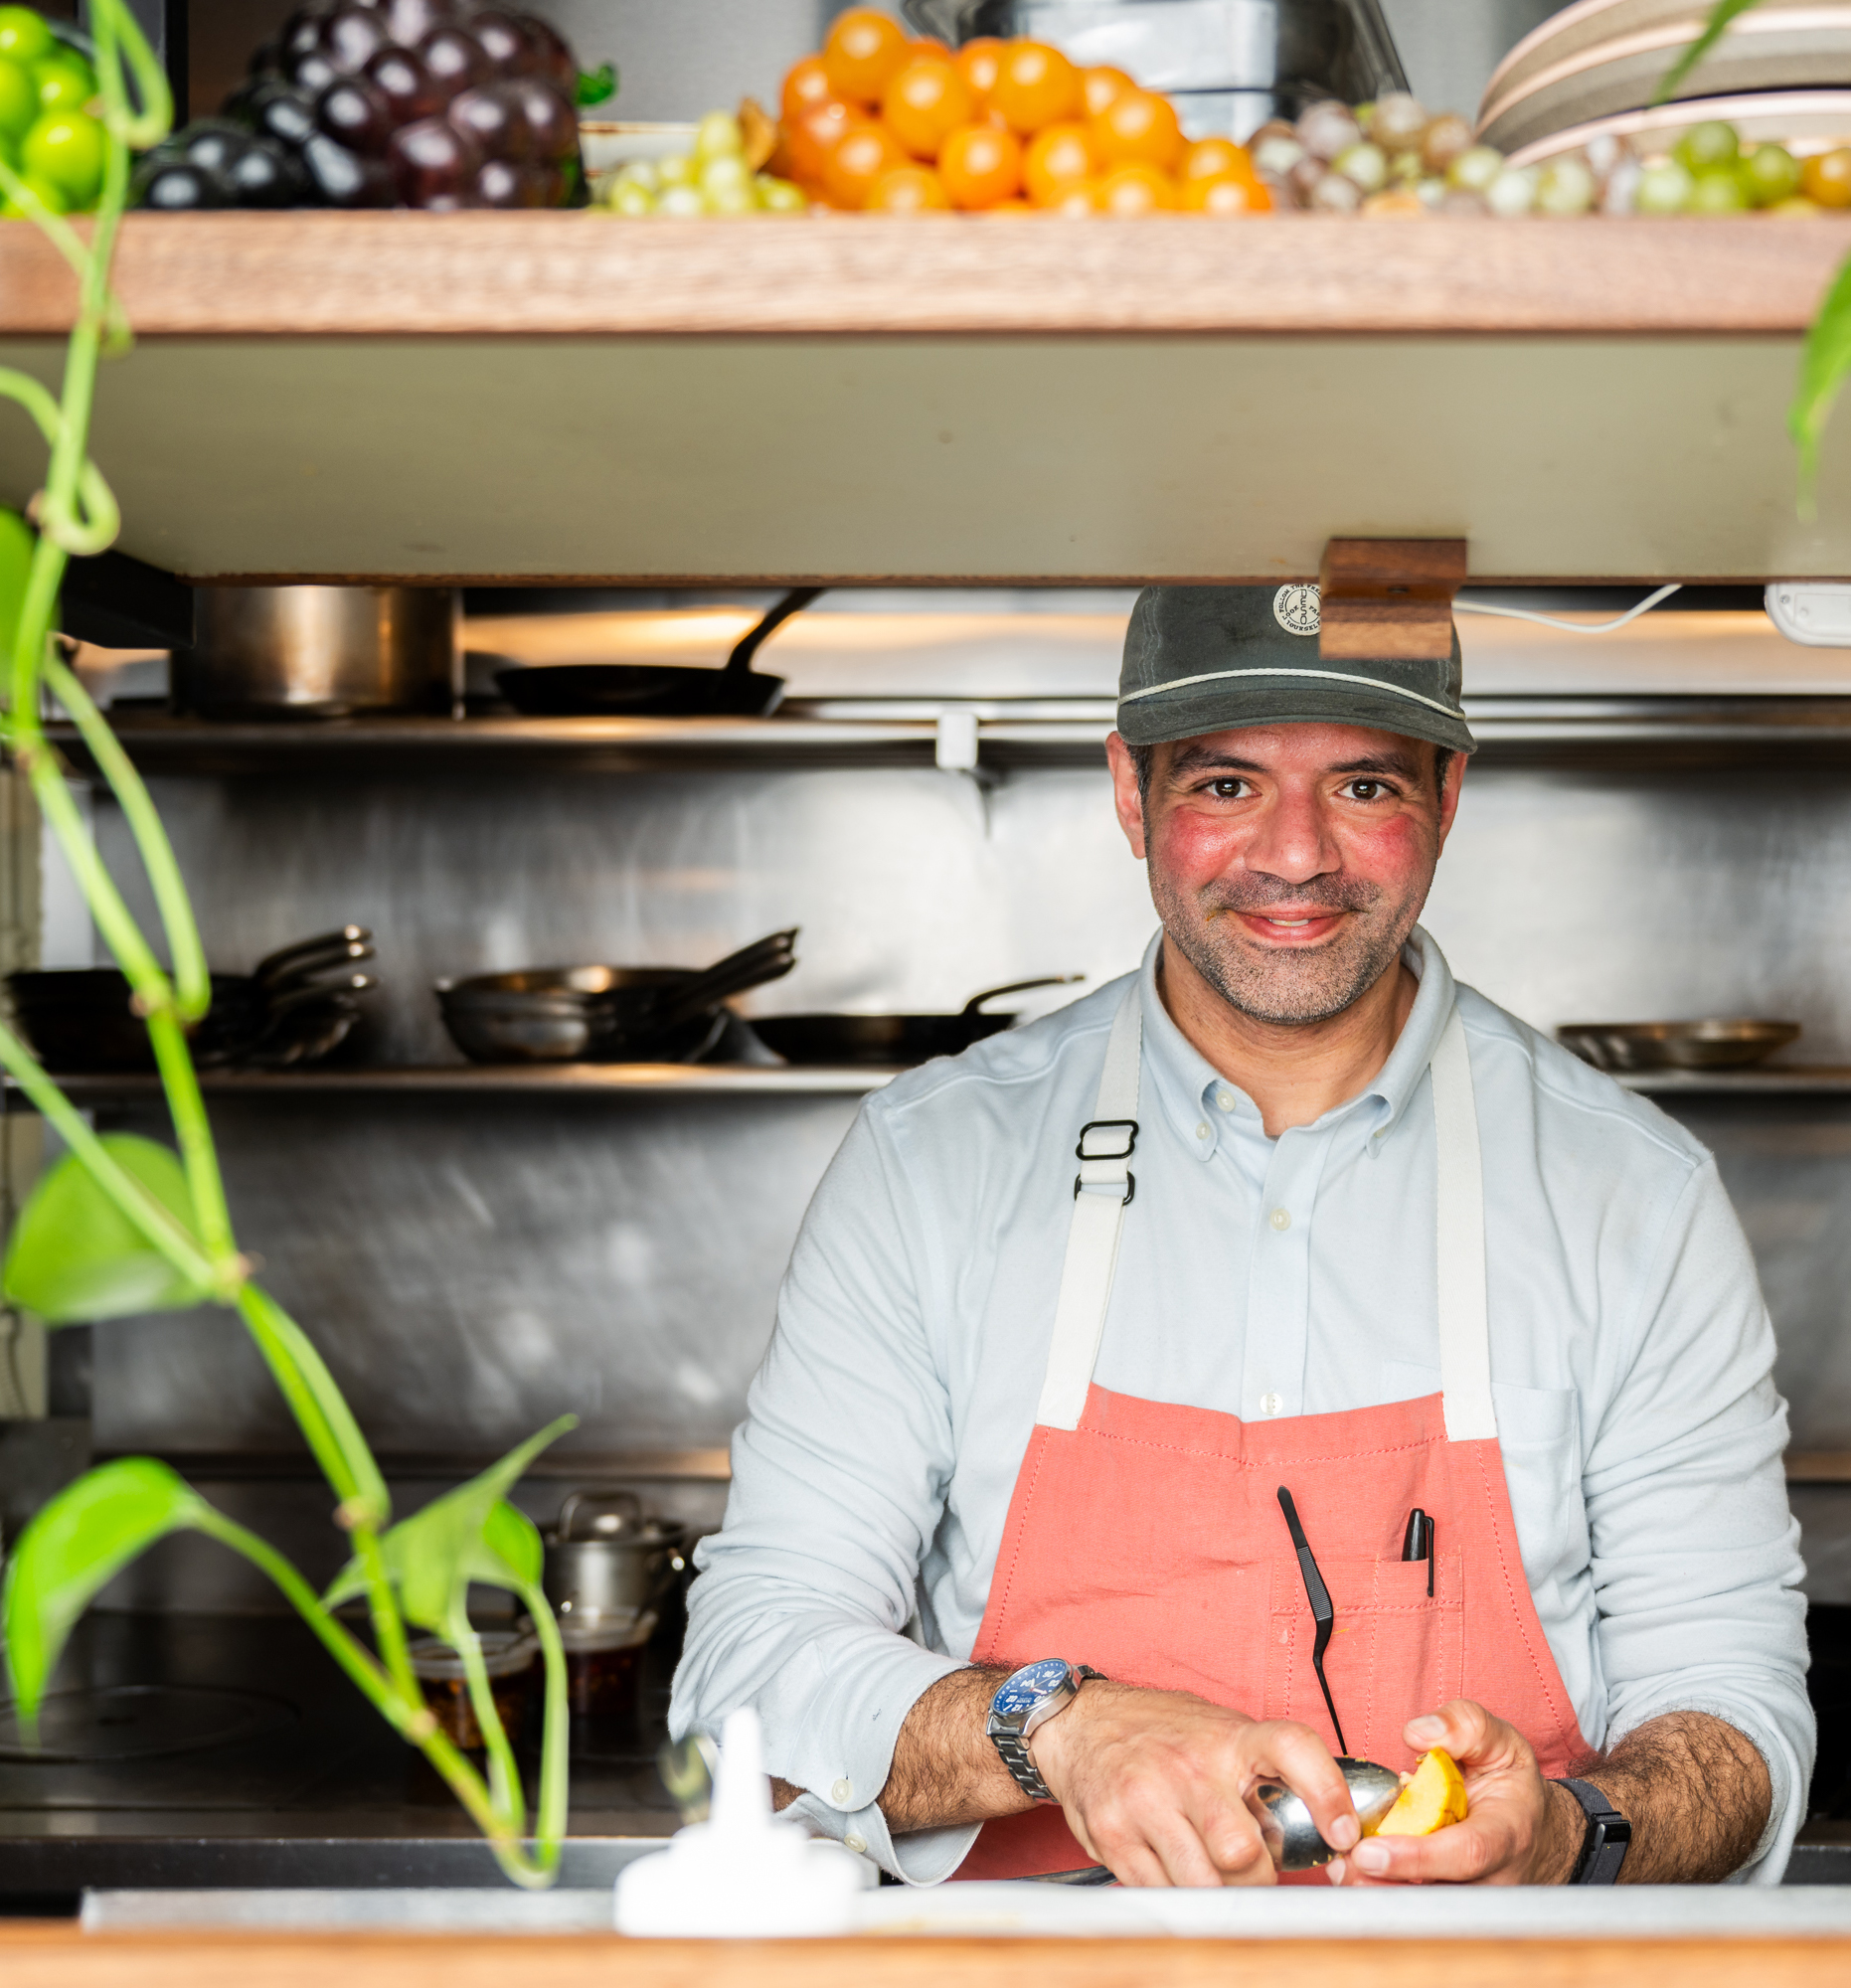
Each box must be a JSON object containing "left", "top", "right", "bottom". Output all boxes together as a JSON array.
[
  {"left": 542, "top": 1491, "right": 687, "bottom": 1639},
  {"left": 174, "top": 585, "right": 459, "bottom": 720}
]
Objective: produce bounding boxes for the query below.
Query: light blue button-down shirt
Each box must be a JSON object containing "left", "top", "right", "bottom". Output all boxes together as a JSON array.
[{"left": 672, "top": 930, "right": 1812, "bottom": 1884}]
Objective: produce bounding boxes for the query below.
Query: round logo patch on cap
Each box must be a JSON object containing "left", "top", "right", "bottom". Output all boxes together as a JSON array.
[{"left": 1273, "top": 584, "right": 1320, "bottom": 637}]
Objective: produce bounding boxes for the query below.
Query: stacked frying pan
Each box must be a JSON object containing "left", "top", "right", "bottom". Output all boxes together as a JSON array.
[
  {"left": 436, "top": 929, "right": 799, "bottom": 1064},
  {"left": 8, "top": 927, "right": 378, "bottom": 1073}
]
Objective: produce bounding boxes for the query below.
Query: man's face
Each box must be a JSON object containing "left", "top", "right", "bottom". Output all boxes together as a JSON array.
[{"left": 1107, "top": 723, "right": 1462, "bottom": 1027}]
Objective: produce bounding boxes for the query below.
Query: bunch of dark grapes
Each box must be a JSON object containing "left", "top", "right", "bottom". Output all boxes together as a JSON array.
[{"left": 133, "top": 0, "right": 585, "bottom": 211}]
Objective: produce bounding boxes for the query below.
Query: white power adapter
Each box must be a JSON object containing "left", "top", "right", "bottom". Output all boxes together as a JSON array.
[{"left": 1766, "top": 583, "right": 1851, "bottom": 647}]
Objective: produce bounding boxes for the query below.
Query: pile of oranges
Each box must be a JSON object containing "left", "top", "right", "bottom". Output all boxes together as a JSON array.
[{"left": 775, "top": 8, "right": 1268, "bottom": 215}]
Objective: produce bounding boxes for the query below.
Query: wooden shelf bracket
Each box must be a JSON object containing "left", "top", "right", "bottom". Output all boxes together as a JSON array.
[{"left": 1319, "top": 537, "right": 1469, "bottom": 662}]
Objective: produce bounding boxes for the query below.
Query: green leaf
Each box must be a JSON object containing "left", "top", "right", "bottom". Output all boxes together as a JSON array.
[
  {"left": 1652, "top": 0, "right": 1764, "bottom": 105},
  {"left": 1790, "top": 248, "right": 1851, "bottom": 517},
  {"left": 575, "top": 63, "right": 615, "bottom": 108},
  {"left": 237, "top": 1285, "right": 389, "bottom": 1528},
  {"left": 324, "top": 1415, "right": 575, "bottom": 1630},
  {"left": 0, "top": 508, "right": 31, "bottom": 665},
  {"left": 3, "top": 1458, "right": 207, "bottom": 1721},
  {"left": 3, "top": 1135, "right": 209, "bottom": 1322}
]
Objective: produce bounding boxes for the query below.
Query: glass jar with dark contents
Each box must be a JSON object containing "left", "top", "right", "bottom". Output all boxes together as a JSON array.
[{"left": 408, "top": 1628, "right": 538, "bottom": 1751}]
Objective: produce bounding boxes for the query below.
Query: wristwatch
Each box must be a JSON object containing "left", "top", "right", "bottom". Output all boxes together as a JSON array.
[
  {"left": 986, "top": 1659, "right": 1104, "bottom": 1802},
  {"left": 1554, "top": 1776, "right": 1631, "bottom": 1884}
]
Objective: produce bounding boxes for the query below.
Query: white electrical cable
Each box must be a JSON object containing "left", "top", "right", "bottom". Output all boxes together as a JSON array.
[{"left": 1451, "top": 582, "right": 1682, "bottom": 634}]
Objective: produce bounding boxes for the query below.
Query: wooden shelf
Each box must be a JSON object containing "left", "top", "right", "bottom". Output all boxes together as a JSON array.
[
  {"left": 49, "top": 694, "right": 1851, "bottom": 776},
  {"left": 1, "top": 214, "right": 1848, "bottom": 587}
]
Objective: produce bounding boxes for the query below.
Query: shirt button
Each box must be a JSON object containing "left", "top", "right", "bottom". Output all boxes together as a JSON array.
[
  {"left": 1217, "top": 1089, "right": 1236, "bottom": 1112},
  {"left": 845, "top": 1833, "right": 868, "bottom": 1855},
  {"left": 1268, "top": 1207, "right": 1291, "bottom": 1232},
  {"left": 1261, "top": 1392, "right": 1283, "bottom": 1416},
  {"left": 1196, "top": 1122, "right": 1209, "bottom": 1140},
  {"left": 831, "top": 1777, "right": 853, "bottom": 1804}
]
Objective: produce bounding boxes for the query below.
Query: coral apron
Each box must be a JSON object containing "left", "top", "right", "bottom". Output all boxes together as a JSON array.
[{"left": 955, "top": 988, "right": 1590, "bottom": 1881}]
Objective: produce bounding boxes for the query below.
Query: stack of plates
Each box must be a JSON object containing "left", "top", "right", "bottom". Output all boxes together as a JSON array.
[{"left": 1478, "top": 0, "right": 1851, "bottom": 158}]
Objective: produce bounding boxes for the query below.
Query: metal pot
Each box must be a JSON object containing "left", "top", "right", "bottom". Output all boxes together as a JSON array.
[
  {"left": 901, "top": 0, "right": 1409, "bottom": 138},
  {"left": 174, "top": 585, "right": 459, "bottom": 720},
  {"left": 542, "top": 1491, "right": 687, "bottom": 1642}
]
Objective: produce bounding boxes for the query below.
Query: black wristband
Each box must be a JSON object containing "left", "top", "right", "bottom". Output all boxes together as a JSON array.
[{"left": 1554, "top": 1776, "right": 1630, "bottom": 1885}]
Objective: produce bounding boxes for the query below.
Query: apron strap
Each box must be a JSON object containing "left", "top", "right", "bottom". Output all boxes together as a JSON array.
[
  {"left": 1431, "top": 1005, "right": 1496, "bottom": 1441},
  {"left": 1035, "top": 987, "right": 1142, "bottom": 1431},
  {"left": 1034, "top": 986, "right": 1497, "bottom": 1443}
]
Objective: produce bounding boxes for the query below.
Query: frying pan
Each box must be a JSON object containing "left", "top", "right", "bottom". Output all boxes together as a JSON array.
[
  {"left": 436, "top": 929, "right": 799, "bottom": 1065},
  {"left": 750, "top": 975, "right": 1083, "bottom": 1068},
  {"left": 494, "top": 587, "right": 823, "bottom": 720},
  {"left": 8, "top": 927, "right": 378, "bottom": 1072}
]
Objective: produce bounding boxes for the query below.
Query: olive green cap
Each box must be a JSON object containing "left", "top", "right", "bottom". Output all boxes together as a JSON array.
[{"left": 1117, "top": 584, "right": 1475, "bottom": 755}]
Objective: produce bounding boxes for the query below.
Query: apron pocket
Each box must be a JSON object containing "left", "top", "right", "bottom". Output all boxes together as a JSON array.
[{"left": 1265, "top": 1553, "right": 1463, "bottom": 1768}]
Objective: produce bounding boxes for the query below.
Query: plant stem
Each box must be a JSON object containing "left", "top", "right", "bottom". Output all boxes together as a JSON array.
[
  {"left": 449, "top": 1603, "right": 526, "bottom": 1832},
  {"left": 520, "top": 1577, "right": 570, "bottom": 1871},
  {"left": 43, "top": 652, "right": 210, "bottom": 1021}
]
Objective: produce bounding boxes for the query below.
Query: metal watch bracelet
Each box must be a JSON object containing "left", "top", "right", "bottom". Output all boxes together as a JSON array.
[
  {"left": 1554, "top": 1776, "right": 1630, "bottom": 1884},
  {"left": 993, "top": 1665, "right": 1106, "bottom": 1804}
]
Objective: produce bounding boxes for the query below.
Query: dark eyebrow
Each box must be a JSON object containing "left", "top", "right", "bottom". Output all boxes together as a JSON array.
[
  {"left": 1331, "top": 752, "right": 1423, "bottom": 779},
  {"left": 1168, "top": 745, "right": 1265, "bottom": 778},
  {"left": 1166, "top": 746, "right": 1423, "bottom": 781}
]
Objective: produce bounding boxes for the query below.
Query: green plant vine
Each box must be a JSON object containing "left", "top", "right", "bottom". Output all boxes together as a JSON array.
[
  {"left": 0, "top": 1, "right": 573, "bottom": 1889},
  {"left": 1654, "top": 0, "right": 1851, "bottom": 515}
]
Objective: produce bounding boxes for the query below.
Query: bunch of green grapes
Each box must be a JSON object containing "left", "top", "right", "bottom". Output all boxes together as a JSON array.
[{"left": 0, "top": 6, "right": 107, "bottom": 216}]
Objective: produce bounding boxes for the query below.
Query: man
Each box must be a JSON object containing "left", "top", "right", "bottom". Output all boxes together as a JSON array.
[{"left": 672, "top": 584, "right": 1811, "bottom": 1888}]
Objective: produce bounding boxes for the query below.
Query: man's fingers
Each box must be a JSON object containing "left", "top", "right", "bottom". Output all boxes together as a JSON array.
[
  {"left": 1350, "top": 1812, "right": 1515, "bottom": 1885},
  {"left": 1253, "top": 1720, "right": 1361, "bottom": 1853},
  {"left": 1404, "top": 1698, "right": 1509, "bottom": 1769}
]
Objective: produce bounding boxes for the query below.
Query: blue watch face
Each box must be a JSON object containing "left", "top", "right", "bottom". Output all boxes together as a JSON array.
[{"left": 994, "top": 1658, "right": 1072, "bottom": 1716}]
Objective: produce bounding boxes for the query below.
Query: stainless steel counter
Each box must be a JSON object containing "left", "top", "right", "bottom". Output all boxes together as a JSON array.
[{"left": 0, "top": 1610, "right": 678, "bottom": 1903}]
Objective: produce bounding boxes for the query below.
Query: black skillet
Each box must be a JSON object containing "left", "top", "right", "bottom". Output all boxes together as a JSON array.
[
  {"left": 494, "top": 587, "right": 824, "bottom": 719},
  {"left": 750, "top": 976, "right": 1083, "bottom": 1069}
]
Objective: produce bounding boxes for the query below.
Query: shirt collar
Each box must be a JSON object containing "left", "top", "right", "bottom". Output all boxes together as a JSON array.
[{"left": 1132, "top": 925, "right": 1458, "bottom": 1161}]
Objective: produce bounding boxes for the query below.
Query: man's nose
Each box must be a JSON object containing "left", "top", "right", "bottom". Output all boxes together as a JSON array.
[{"left": 1240, "top": 787, "right": 1339, "bottom": 888}]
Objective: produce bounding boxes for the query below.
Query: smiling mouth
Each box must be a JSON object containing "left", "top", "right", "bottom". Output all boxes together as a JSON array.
[{"left": 1237, "top": 910, "right": 1349, "bottom": 941}]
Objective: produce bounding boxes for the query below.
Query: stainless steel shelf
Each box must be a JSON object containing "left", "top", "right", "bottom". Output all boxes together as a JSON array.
[
  {"left": 44, "top": 696, "right": 1851, "bottom": 777},
  {"left": 14, "top": 1062, "right": 1850, "bottom": 1105},
  {"left": 14, "top": 1063, "right": 898, "bottom": 1102},
  {"left": 1614, "top": 1067, "right": 1851, "bottom": 1094}
]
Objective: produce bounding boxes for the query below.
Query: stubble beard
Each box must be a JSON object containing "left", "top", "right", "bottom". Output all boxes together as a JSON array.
[{"left": 1148, "top": 866, "right": 1427, "bottom": 1027}]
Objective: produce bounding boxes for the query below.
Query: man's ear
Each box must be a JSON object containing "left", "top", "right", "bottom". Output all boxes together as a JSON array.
[
  {"left": 1106, "top": 733, "right": 1148, "bottom": 860},
  {"left": 1435, "top": 746, "right": 1465, "bottom": 851}
]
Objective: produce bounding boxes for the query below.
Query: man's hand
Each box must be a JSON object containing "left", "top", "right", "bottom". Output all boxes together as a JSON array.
[
  {"left": 1029, "top": 1679, "right": 1361, "bottom": 1888},
  {"left": 1334, "top": 1701, "right": 1773, "bottom": 1887},
  {"left": 1335, "top": 1700, "right": 1578, "bottom": 1887}
]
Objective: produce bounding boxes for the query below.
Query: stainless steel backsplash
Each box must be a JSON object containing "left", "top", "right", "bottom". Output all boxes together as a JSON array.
[{"left": 79, "top": 753, "right": 1851, "bottom": 1597}]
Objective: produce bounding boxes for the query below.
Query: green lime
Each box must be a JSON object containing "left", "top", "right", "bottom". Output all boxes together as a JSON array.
[
  {"left": 0, "top": 507, "right": 32, "bottom": 668},
  {"left": 33, "top": 53, "right": 95, "bottom": 115},
  {"left": 1688, "top": 165, "right": 1748, "bottom": 214},
  {"left": 0, "top": 7, "right": 54, "bottom": 66},
  {"left": 1674, "top": 119, "right": 1738, "bottom": 173},
  {"left": 0, "top": 166, "right": 66, "bottom": 216},
  {"left": 21, "top": 107, "right": 103, "bottom": 208},
  {"left": 0, "top": 54, "right": 33, "bottom": 140},
  {"left": 1741, "top": 142, "right": 1802, "bottom": 208}
]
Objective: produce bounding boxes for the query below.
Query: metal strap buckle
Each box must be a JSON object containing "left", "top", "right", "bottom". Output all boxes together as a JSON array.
[{"left": 1073, "top": 1117, "right": 1138, "bottom": 1203}]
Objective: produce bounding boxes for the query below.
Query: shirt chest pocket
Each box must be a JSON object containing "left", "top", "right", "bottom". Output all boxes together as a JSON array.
[{"left": 1383, "top": 1361, "right": 1587, "bottom": 1603}]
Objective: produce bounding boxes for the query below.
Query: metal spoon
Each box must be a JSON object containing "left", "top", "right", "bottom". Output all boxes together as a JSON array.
[{"left": 1256, "top": 1757, "right": 1403, "bottom": 1871}]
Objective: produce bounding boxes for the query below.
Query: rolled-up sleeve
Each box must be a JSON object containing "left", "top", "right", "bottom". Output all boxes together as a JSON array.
[
  {"left": 1584, "top": 1155, "right": 1813, "bottom": 1882},
  {"left": 669, "top": 1099, "right": 979, "bottom": 1883}
]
